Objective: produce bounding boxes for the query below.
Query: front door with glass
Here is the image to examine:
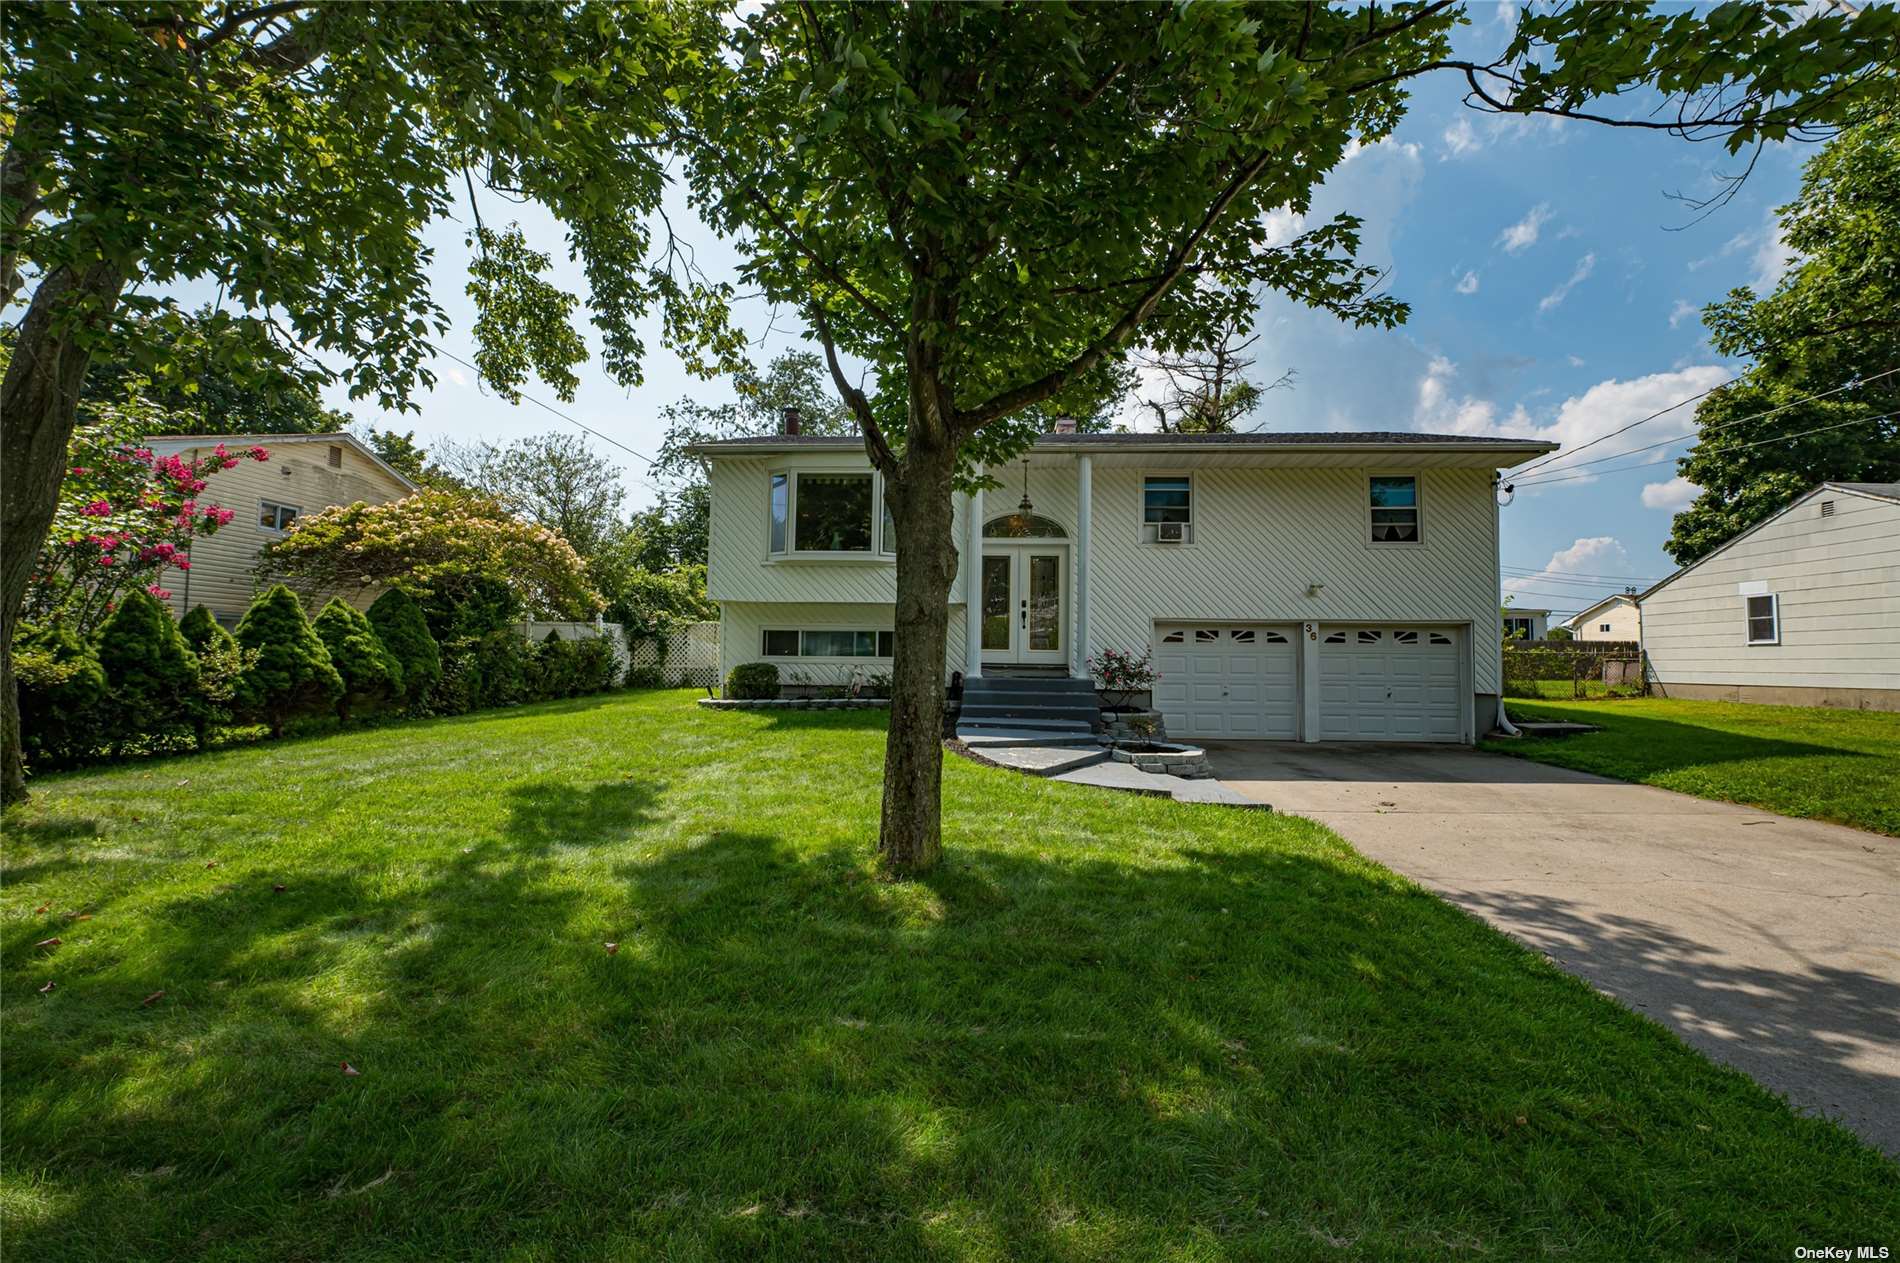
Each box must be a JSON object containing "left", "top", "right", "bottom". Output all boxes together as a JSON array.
[{"left": 979, "top": 549, "right": 1065, "bottom": 664}]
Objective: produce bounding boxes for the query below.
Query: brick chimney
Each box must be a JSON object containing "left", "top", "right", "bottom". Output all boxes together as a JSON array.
[
  {"left": 781, "top": 406, "right": 802, "bottom": 436},
  {"left": 1052, "top": 415, "right": 1078, "bottom": 434}
]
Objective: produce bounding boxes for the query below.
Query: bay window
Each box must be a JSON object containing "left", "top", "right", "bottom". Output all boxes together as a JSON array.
[{"left": 768, "top": 470, "right": 886, "bottom": 555}]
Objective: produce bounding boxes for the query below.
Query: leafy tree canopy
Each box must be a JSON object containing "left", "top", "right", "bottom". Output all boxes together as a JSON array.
[
  {"left": 438, "top": 431, "right": 626, "bottom": 559},
  {"left": 261, "top": 489, "right": 602, "bottom": 622},
  {"left": 1667, "top": 111, "right": 1900, "bottom": 566}
]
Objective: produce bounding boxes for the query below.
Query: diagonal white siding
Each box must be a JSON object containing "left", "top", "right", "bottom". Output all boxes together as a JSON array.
[
  {"left": 1642, "top": 490, "right": 1899, "bottom": 692},
  {"left": 1088, "top": 465, "right": 1504, "bottom": 694},
  {"left": 706, "top": 450, "right": 1514, "bottom": 718}
]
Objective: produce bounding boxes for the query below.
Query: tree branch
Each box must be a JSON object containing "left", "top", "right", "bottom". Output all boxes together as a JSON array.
[
  {"left": 955, "top": 141, "right": 1283, "bottom": 431},
  {"left": 809, "top": 301, "right": 898, "bottom": 475}
]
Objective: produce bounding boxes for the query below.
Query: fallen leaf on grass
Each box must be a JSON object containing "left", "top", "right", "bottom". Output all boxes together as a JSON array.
[
  {"left": 273, "top": 884, "right": 287, "bottom": 893},
  {"left": 33, "top": 903, "right": 50, "bottom": 915},
  {"left": 1514, "top": 1115, "right": 1528, "bottom": 1127},
  {"left": 38, "top": 981, "right": 56, "bottom": 994},
  {"left": 176, "top": 779, "right": 190, "bottom": 787},
  {"left": 604, "top": 942, "right": 620, "bottom": 954},
  {"left": 340, "top": 1062, "right": 360, "bottom": 1076},
  {"left": 141, "top": 990, "right": 165, "bottom": 1007},
  {"left": 35, "top": 938, "right": 61, "bottom": 952},
  {"left": 68, "top": 912, "right": 93, "bottom": 922},
  {"left": 205, "top": 861, "right": 218, "bottom": 869}
]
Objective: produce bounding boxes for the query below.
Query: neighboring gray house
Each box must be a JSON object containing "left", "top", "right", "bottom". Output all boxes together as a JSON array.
[
  {"left": 692, "top": 429, "right": 1555, "bottom": 743},
  {"left": 1639, "top": 482, "right": 1900, "bottom": 711}
]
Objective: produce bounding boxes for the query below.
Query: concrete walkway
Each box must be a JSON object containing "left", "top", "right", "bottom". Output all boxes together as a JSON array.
[{"left": 1204, "top": 740, "right": 1900, "bottom": 1158}]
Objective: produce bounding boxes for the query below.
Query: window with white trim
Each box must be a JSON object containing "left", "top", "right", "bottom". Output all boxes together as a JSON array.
[
  {"left": 1745, "top": 594, "right": 1780, "bottom": 645},
  {"left": 1599, "top": 623, "right": 1612, "bottom": 633},
  {"left": 761, "top": 629, "right": 895, "bottom": 658},
  {"left": 259, "top": 501, "right": 300, "bottom": 532},
  {"left": 1503, "top": 616, "right": 1536, "bottom": 639},
  {"left": 1369, "top": 475, "right": 1420, "bottom": 544},
  {"left": 769, "top": 471, "right": 889, "bottom": 555},
  {"left": 1141, "top": 475, "right": 1193, "bottom": 544}
]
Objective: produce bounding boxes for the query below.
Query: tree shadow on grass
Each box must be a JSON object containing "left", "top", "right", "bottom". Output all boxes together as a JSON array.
[
  {"left": 6, "top": 823, "right": 1898, "bottom": 1261},
  {"left": 1447, "top": 885, "right": 1900, "bottom": 1158}
]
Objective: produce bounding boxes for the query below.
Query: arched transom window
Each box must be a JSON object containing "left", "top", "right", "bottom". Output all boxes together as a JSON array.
[{"left": 983, "top": 513, "right": 1067, "bottom": 539}]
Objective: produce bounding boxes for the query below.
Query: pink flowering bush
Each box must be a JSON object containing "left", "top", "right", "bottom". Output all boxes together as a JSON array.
[
  {"left": 1086, "top": 647, "right": 1158, "bottom": 709},
  {"left": 23, "top": 411, "right": 266, "bottom": 635}
]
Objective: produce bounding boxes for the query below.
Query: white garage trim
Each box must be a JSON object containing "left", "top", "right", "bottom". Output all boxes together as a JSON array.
[
  {"left": 1313, "top": 624, "right": 1469, "bottom": 743},
  {"left": 1152, "top": 622, "right": 1300, "bottom": 739}
]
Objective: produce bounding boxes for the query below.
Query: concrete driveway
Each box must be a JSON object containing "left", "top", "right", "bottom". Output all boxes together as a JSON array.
[{"left": 1203, "top": 740, "right": 1900, "bottom": 1158}]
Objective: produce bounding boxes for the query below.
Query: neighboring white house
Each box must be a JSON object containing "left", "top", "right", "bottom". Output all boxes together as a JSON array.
[
  {"left": 1562, "top": 592, "right": 1641, "bottom": 641},
  {"left": 1638, "top": 482, "right": 1900, "bottom": 711},
  {"left": 1501, "top": 608, "right": 1549, "bottom": 640},
  {"left": 693, "top": 429, "right": 1555, "bottom": 743},
  {"left": 144, "top": 432, "right": 418, "bottom": 625}
]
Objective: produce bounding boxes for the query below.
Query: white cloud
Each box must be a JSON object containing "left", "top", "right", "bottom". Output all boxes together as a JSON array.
[
  {"left": 1641, "top": 476, "right": 1701, "bottom": 511},
  {"left": 1442, "top": 117, "right": 1482, "bottom": 159},
  {"left": 1668, "top": 299, "right": 1699, "bottom": 329},
  {"left": 1415, "top": 358, "right": 1731, "bottom": 485},
  {"left": 1538, "top": 252, "right": 1597, "bottom": 313},
  {"left": 1566, "top": 354, "right": 1586, "bottom": 368},
  {"left": 1262, "top": 207, "right": 1306, "bottom": 248},
  {"left": 1503, "top": 536, "right": 1632, "bottom": 600},
  {"left": 1497, "top": 203, "right": 1554, "bottom": 254},
  {"left": 1455, "top": 270, "right": 1480, "bottom": 295},
  {"left": 1751, "top": 212, "right": 1797, "bottom": 291},
  {"left": 444, "top": 366, "right": 470, "bottom": 387}
]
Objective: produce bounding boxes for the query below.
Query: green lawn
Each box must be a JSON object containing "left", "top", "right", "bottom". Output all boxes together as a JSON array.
[
  {"left": 1487, "top": 697, "right": 1900, "bottom": 837},
  {"left": 4, "top": 693, "right": 1894, "bottom": 1260}
]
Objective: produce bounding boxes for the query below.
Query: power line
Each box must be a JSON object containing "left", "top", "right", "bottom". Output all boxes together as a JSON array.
[
  {"left": 1501, "top": 565, "right": 1659, "bottom": 582},
  {"left": 427, "top": 344, "right": 670, "bottom": 493},
  {"left": 1516, "top": 411, "right": 1898, "bottom": 488},
  {"left": 1506, "top": 366, "right": 1900, "bottom": 482}
]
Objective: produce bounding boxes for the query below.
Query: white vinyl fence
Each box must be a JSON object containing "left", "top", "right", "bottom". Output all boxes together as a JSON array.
[
  {"left": 627, "top": 620, "right": 721, "bottom": 688},
  {"left": 520, "top": 620, "right": 631, "bottom": 675}
]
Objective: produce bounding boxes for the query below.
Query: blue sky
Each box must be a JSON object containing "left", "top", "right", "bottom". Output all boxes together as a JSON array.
[{"left": 298, "top": 9, "right": 1807, "bottom": 622}]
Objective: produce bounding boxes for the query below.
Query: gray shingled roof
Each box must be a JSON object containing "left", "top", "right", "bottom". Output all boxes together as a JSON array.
[
  {"left": 691, "top": 431, "right": 1553, "bottom": 450},
  {"left": 1827, "top": 481, "right": 1900, "bottom": 502}
]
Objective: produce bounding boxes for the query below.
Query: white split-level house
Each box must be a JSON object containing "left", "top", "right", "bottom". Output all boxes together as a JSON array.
[
  {"left": 1500, "top": 607, "right": 1549, "bottom": 640},
  {"left": 143, "top": 432, "right": 418, "bottom": 625},
  {"left": 695, "top": 429, "right": 1556, "bottom": 743},
  {"left": 1637, "top": 481, "right": 1900, "bottom": 711}
]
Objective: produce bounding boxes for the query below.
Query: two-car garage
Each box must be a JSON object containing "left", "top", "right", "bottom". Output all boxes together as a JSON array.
[{"left": 1152, "top": 622, "right": 1467, "bottom": 743}]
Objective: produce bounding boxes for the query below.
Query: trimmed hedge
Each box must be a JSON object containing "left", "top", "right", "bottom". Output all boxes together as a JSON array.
[
  {"left": 367, "top": 588, "right": 441, "bottom": 706},
  {"left": 236, "top": 585, "right": 343, "bottom": 737},
  {"left": 313, "top": 598, "right": 403, "bottom": 722},
  {"left": 96, "top": 589, "right": 199, "bottom": 753},
  {"left": 725, "top": 662, "right": 780, "bottom": 700}
]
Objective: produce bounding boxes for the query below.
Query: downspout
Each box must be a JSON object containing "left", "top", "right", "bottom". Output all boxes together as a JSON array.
[{"left": 1493, "top": 473, "right": 1522, "bottom": 737}]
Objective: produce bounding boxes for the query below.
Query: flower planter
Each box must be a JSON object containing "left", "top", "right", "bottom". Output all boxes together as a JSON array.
[{"left": 1108, "top": 739, "right": 1212, "bottom": 779}]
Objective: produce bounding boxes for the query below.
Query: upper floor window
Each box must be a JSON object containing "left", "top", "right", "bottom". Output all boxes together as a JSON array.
[
  {"left": 259, "top": 501, "right": 300, "bottom": 532},
  {"left": 1599, "top": 623, "right": 1612, "bottom": 633},
  {"left": 769, "top": 471, "right": 881, "bottom": 555},
  {"left": 1369, "top": 475, "right": 1419, "bottom": 544},
  {"left": 1142, "top": 475, "right": 1192, "bottom": 543},
  {"left": 1745, "top": 593, "right": 1779, "bottom": 645}
]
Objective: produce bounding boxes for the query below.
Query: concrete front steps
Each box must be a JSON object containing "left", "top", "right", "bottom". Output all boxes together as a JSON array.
[
  {"left": 955, "top": 675, "right": 1101, "bottom": 749},
  {"left": 953, "top": 675, "right": 1267, "bottom": 809}
]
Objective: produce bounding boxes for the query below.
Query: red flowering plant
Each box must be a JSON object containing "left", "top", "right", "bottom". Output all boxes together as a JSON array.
[
  {"left": 1085, "top": 646, "right": 1158, "bottom": 712},
  {"left": 22, "top": 403, "right": 267, "bottom": 635}
]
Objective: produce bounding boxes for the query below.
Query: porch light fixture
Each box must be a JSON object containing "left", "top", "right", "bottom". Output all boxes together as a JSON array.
[
  {"left": 1017, "top": 459, "right": 1034, "bottom": 514},
  {"left": 1307, "top": 582, "right": 1325, "bottom": 598}
]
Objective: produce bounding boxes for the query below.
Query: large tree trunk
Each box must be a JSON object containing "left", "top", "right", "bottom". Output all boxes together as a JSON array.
[
  {"left": 1, "top": 261, "right": 128, "bottom": 805},
  {"left": 877, "top": 435, "right": 960, "bottom": 874}
]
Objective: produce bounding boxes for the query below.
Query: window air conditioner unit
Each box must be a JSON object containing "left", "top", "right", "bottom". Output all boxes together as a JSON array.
[{"left": 1156, "top": 521, "right": 1186, "bottom": 544}]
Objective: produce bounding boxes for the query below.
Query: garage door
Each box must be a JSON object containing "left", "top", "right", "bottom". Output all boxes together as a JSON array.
[
  {"left": 1317, "top": 627, "right": 1462, "bottom": 742},
  {"left": 1153, "top": 624, "right": 1298, "bottom": 739}
]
